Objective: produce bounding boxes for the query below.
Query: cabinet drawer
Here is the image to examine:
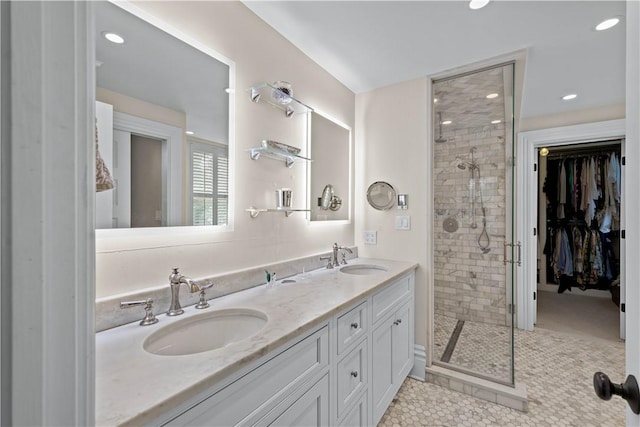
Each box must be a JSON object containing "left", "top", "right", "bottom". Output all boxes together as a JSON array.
[
  {"left": 336, "top": 301, "right": 368, "bottom": 355},
  {"left": 257, "top": 374, "right": 329, "bottom": 427},
  {"left": 336, "top": 339, "right": 367, "bottom": 419},
  {"left": 338, "top": 392, "right": 368, "bottom": 427},
  {"left": 164, "top": 326, "right": 329, "bottom": 426},
  {"left": 372, "top": 275, "right": 411, "bottom": 324}
]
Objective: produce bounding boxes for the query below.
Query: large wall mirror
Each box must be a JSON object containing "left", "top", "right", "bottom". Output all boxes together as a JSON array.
[
  {"left": 308, "top": 112, "right": 351, "bottom": 222},
  {"left": 95, "top": 1, "right": 233, "bottom": 229}
]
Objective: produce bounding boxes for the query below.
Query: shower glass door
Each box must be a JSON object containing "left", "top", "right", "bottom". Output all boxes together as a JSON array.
[{"left": 432, "top": 63, "right": 516, "bottom": 385}]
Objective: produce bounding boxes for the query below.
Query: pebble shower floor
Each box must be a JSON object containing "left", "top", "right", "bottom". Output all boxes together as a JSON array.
[{"left": 380, "top": 327, "right": 625, "bottom": 426}]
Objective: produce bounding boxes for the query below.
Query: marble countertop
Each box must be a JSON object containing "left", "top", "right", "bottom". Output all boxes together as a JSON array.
[{"left": 95, "top": 257, "right": 417, "bottom": 426}]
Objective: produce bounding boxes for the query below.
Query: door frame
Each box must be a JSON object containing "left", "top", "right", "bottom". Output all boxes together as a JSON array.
[
  {"left": 113, "top": 111, "right": 183, "bottom": 227},
  {"left": 516, "top": 119, "right": 626, "bottom": 332}
]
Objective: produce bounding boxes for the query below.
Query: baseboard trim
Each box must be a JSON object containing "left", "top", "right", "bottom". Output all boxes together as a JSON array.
[{"left": 409, "top": 344, "right": 426, "bottom": 381}]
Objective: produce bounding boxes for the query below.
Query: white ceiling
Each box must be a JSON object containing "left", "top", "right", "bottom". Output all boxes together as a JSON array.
[{"left": 243, "top": 1, "right": 626, "bottom": 119}]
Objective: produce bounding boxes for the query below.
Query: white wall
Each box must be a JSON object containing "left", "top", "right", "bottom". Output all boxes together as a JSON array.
[
  {"left": 96, "top": 2, "right": 355, "bottom": 298},
  {"left": 355, "top": 77, "right": 429, "bottom": 350},
  {"left": 626, "top": 1, "right": 640, "bottom": 424},
  {"left": 5, "top": 2, "right": 95, "bottom": 424},
  {"left": 520, "top": 103, "right": 625, "bottom": 132}
]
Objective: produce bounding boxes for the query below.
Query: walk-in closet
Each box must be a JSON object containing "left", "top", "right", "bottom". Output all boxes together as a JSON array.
[{"left": 536, "top": 140, "right": 623, "bottom": 341}]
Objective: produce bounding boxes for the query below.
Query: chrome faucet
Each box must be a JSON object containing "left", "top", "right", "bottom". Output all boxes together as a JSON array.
[
  {"left": 321, "top": 243, "right": 353, "bottom": 269},
  {"left": 334, "top": 243, "right": 353, "bottom": 266},
  {"left": 167, "top": 267, "right": 201, "bottom": 316}
]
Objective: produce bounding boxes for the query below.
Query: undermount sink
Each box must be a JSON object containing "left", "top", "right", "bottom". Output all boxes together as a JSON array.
[
  {"left": 144, "top": 308, "right": 268, "bottom": 356},
  {"left": 339, "top": 264, "right": 388, "bottom": 275}
]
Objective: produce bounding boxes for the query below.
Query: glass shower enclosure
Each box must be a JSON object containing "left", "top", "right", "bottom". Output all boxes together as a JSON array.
[{"left": 432, "top": 63, "right": 516, "bottom": 385}]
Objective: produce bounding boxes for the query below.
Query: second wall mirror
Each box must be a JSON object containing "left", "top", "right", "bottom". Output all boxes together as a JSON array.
[{"left": 309, "top": 112, "right": 351, "bottom": 222}]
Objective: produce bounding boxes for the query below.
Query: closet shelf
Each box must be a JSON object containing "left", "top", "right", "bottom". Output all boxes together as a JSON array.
[
  {"left": 245, "top": 207, "right": 310, "bottom": 218},
  {"left": 248, "top": 147, "right": 312, "bottom": 168},
  {"left": 248, "top": 83, "right": 313, "bottom": 117}
]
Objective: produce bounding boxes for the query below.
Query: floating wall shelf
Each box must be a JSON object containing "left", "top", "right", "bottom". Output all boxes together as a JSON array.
[
  {"left": 245, "top": 207, "right": 310, "bottom": 218},
  {"left": 248, "top": 83, "right": 313, "bottom": 117},
  {"left": 248, "top": 146, "right": 312, "bottom": 168}
]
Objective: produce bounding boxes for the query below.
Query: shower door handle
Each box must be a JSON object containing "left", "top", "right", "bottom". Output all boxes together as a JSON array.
[
  {"left": 503, "top": 241, "right": 522, "bottom": 266},
  {"left": 503, "top": 240, "right": 507, "bottom": 265}
]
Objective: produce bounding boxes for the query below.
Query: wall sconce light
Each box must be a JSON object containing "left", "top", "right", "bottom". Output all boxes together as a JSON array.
[{"left": 397, "top": 194, "right": 408, "bottom": 210}]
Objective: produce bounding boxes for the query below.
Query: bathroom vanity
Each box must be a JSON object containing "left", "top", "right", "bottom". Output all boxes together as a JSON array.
[{"left": 95, "top": 258, "right": 417, "bottom": 426}]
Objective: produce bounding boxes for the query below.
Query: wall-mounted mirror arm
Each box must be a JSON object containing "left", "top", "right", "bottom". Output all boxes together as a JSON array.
[{"left": 319, "top": 184, "right": 342, "bottom": 211}]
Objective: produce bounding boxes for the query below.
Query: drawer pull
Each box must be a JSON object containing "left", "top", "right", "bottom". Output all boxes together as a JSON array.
[
  {"left": 351, "top": 322, "right": 359, "bottom": 329},
  {"left": 350, "top": 371, "right": 358, "bottom": 378}
]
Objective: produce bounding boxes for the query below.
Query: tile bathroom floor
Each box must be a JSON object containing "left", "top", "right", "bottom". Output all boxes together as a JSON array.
[
  {"left": 434, "top": 314, "right": 512, "bottom": 382},
  {"left": 380, "top": 326, "right": 625, "bottom": 426}
]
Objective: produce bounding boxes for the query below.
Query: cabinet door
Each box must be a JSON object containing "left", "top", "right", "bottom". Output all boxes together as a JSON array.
[
  {"left": 266, "top": 374, "right": 329, "bottom": 427},
  {"left": 338, "top": 392, "right": 368, "bottom": 427},
  {"left": 392, "top": 300, "right": 413, "bottom": 384},
  {"left": 371, "top": 319, "right": 394, "bottom": 424}
]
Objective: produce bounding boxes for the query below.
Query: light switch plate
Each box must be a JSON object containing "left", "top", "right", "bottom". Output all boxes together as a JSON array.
[
  {"left": 364, "top": 230, "right": 377, "bottom": 245},
  {"left": 395, "top": 215, "right": 411, "bottom": 230}
]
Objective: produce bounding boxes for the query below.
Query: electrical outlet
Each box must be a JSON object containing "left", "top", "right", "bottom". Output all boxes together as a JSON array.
[
  {"left": 395, "top": 215, "right": 411, "bottom": 230},
  {"left": 364, "top": 230, "right": 377, "bottom": 245}
]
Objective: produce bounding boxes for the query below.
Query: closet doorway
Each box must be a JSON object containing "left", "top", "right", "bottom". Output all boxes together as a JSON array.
[
  {"left": 536, "top": 140, "right": 623, "bottom": 341},
  {"left": 516, "top": 119, "right": 626, "bottom": 341}
]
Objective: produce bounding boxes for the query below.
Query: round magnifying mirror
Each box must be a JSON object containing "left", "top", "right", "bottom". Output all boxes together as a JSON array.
[
  {"left": 366, "top": 181, "right": 396, "bottom": 210},
  {"left": 320, "top": 184, "right": 334, "bottom": 210}
]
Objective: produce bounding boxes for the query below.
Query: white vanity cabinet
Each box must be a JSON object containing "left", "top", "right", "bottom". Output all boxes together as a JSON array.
[
  {"left": 371, "top": 276, "right": 415, "bottom": 425},
  {"left": 150, "top": 270, "right": 415, "bottom": 427},
  {"left": 163, "top": 326, "right": 330, "bottom": 426}
]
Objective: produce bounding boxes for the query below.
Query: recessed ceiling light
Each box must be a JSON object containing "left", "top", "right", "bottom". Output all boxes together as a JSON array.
[
  {"left": 442, "top": 120, "right": 452, "bottom": 125},
  {"left": 596, "top": 17, "right": 620, "bottom": 31},
  {"left": 433, "top": 98, "right": 438, "bottom": 103},
  {"left": 102, "top": 32, "right": 125, "bottom": 44},
  {"left": 469, "top": 0, "right": 490, "bottom": 10},
  {"left": 491, "top": 120, "right": 501, "bottom": 124},
  {"left": 486, "top": 93, "right": 499, "bottom": 99},
  {"left": 185, "top": 131, "right": 195, "bottom": 135},
  {"left": 562, "top": 94, "right": 577, "bottom": 101},
  {"left": 540, "top": 147, "right": 549, "bottom": 157}
]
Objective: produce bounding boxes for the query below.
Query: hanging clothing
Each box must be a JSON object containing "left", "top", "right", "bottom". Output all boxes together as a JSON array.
[
  {"left": 572, "top": 227, "right": 584, "bottom": 275},
  {"left": 95, "top": 120, "right": 114, "bottom": 192},
  {"left": 557, "top": 161, "right": 567, "bottom": 219}
]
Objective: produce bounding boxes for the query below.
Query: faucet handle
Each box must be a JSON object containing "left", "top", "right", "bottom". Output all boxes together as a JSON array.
[
  {"left": 120, "top": 298, "right": 159, "bottom": 326},
  {"left": 320, "top": 255, "right": 333, "bottom": 269},
  {"left": 195, "top": 282, "right": 214, "bottom": 309},
  {"left": 340, "top": 251, "right": 348, "bottom": 265}
]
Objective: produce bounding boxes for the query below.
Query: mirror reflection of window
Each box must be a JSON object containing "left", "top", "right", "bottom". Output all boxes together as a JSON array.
[{"left": 190, "top": 141, "right": 228, "bottom": 226}]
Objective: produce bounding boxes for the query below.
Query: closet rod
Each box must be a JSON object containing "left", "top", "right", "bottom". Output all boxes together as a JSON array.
[{"left": 544, "top": 144, "right": 621, "bottom": 160}]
